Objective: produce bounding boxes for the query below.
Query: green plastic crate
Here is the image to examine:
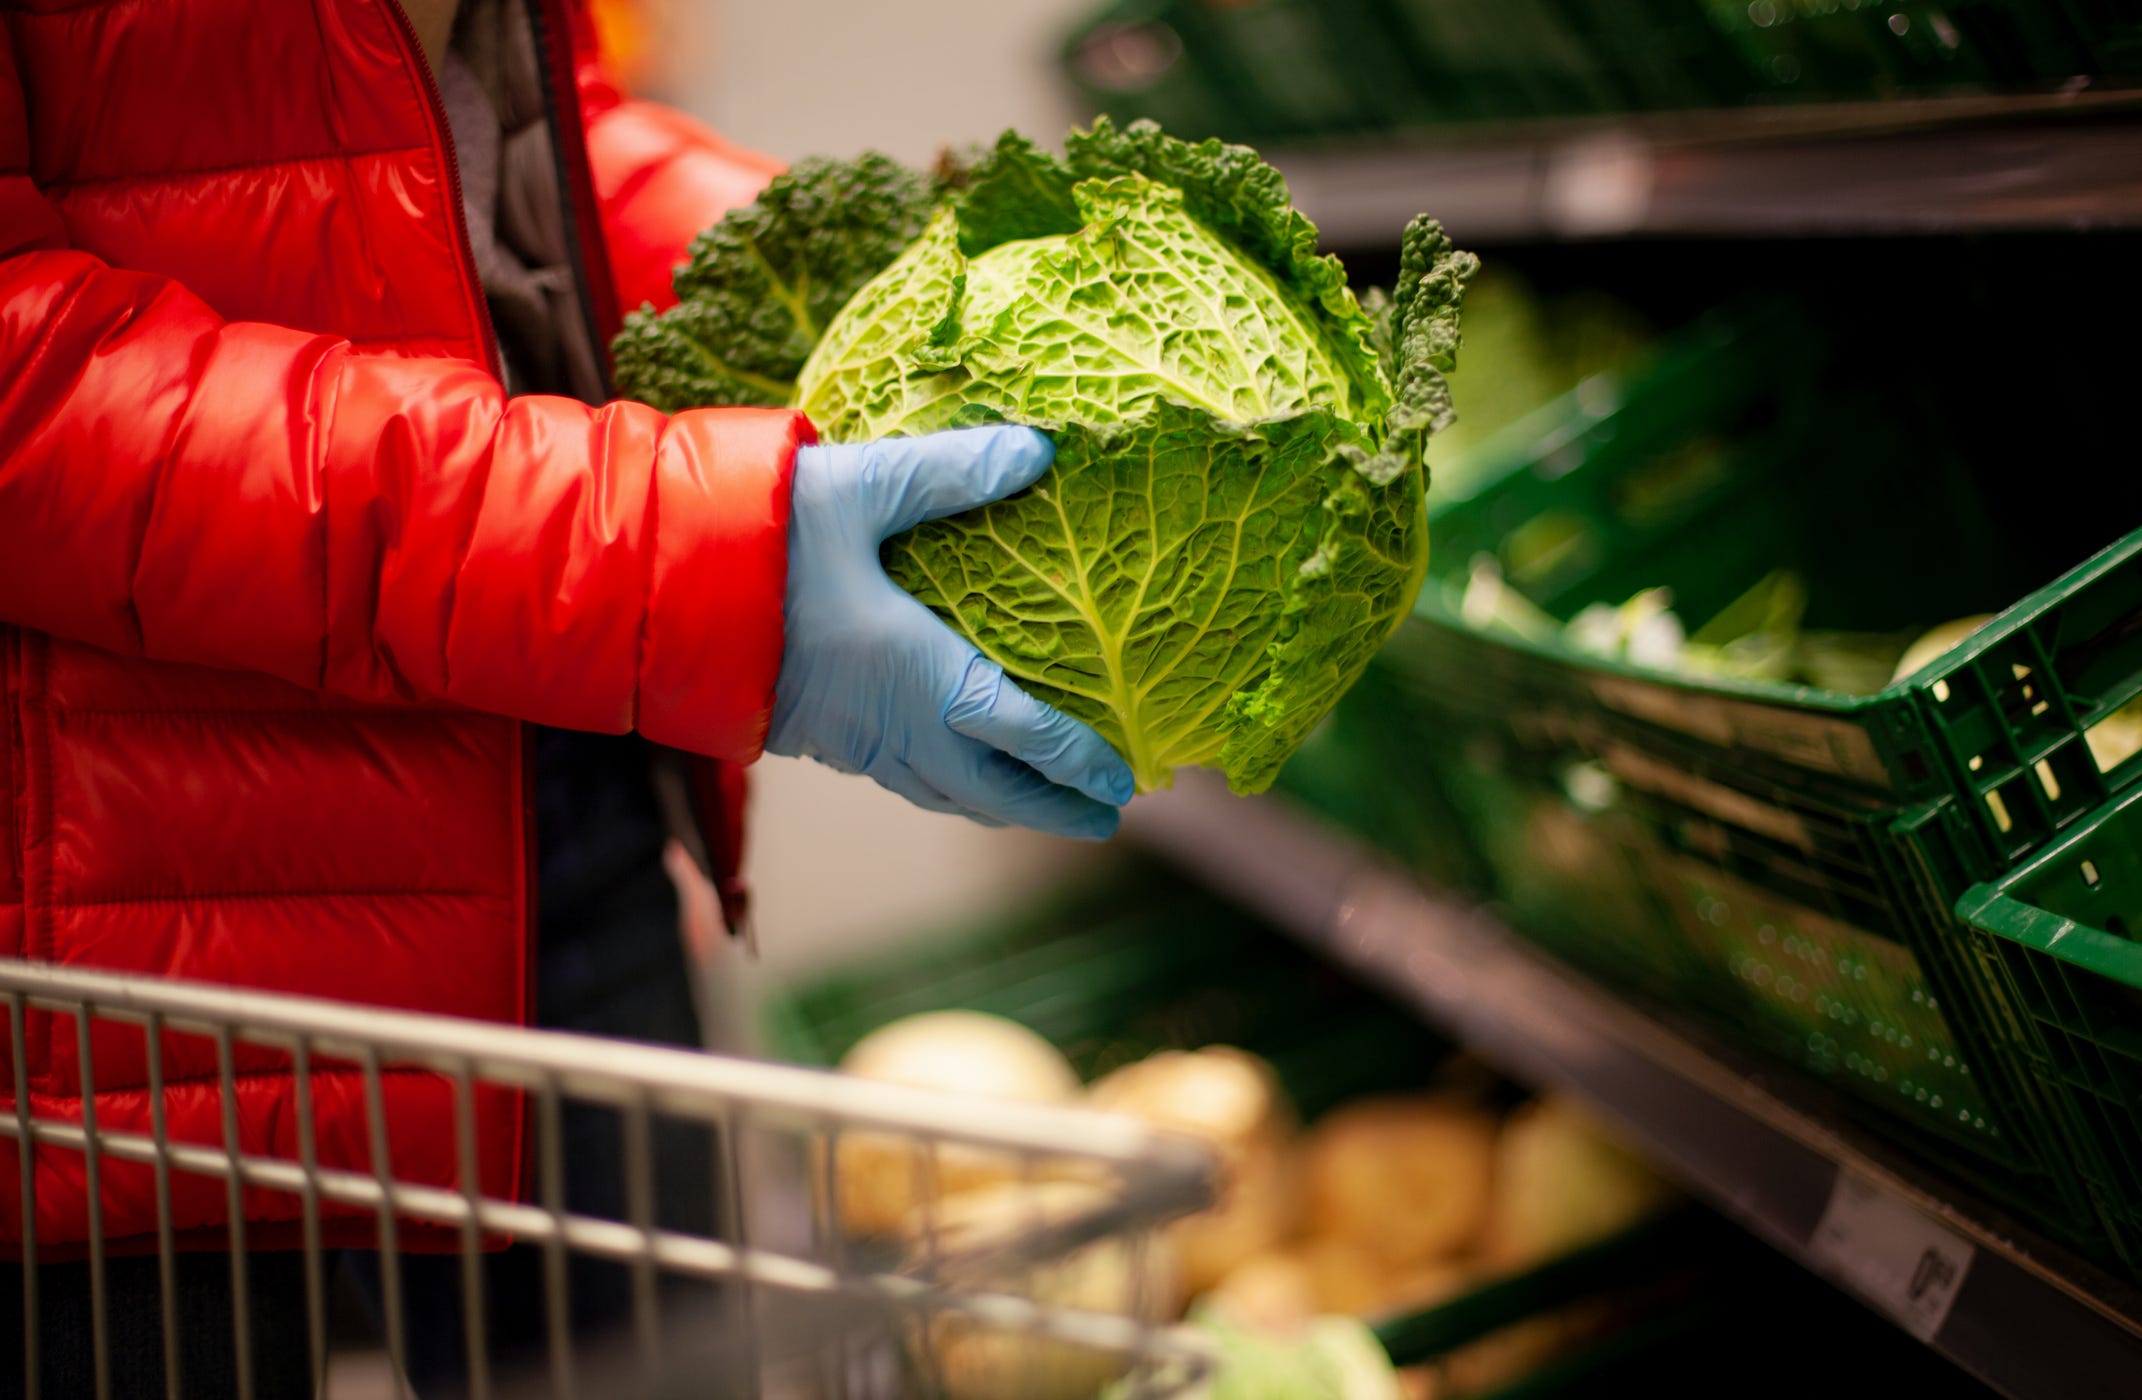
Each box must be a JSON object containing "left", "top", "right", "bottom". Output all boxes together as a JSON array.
[
  {"left": 1556, "top": 0, "right": 1749, "bottom": 111},
  {"left": 1284, "top": 298, "right": 2141, "bottom": 1248},
  {"left": 1955, "top": 783, "right": 2142, "bottom": 1270},
  {"left": 1061, "top": 0, "right": 1264, "bottom": 142},
  {"left": 1193, "top": 0, "right": 1440, "bottom": 138},
  {"left": 1352, "top": 636, "right": 2066, "bottom": 1197},
  {"left": 1280, "top": 661, "right": 1500, "bottom": 900},
  {"left": 1420, "top": 314, "right": 2141, "bottom": 855},
  {"left": 1944, "top": 1, "right": 2097, "bottom": 83},
  {"left": 1370, "top": 0, "right": 1630, "bottom": 121},
  {"left": 1676, "top": 0, "right": 2088, "bottom": 105},
  {"left": 1064, "top": 0, "right": 2120, "bottom": 146}
]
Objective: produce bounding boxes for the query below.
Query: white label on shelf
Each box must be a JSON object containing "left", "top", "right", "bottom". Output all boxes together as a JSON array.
[
  {"left": 1543, "top": 133, "right": 1652, "bottom": 236},
  {"left": 1810, "top": 1171, "right": 1976, "bottom": 1341}
]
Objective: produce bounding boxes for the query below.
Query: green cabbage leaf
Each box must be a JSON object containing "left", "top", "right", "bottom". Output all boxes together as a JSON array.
[{"left": 615, "top": 120, "right": 1475, "bottom": 794}]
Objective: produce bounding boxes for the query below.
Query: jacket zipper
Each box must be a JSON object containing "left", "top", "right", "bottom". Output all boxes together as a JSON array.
[
  {"left": 377, "top": 0, "right": 504, "bottom": 379},
  {"left": 2, "top": 627, "right": 19, "bottom": 917},
  {"left": 527, "top": 0, "right": 621, "bottom": 398},
  {"left": 523, "top": 1, "right": 741, "bottom": 938}
]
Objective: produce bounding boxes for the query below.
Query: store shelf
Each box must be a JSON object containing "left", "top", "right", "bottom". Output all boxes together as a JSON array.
[
  {"left": 1270, "top": 88, "right": 2142, "bottom": 243},
  {"left": 1124, "top": 773, "right": 2142, "bottom": 1400}
]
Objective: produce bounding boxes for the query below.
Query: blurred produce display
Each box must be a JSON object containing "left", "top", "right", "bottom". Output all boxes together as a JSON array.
[
  {"left": 773, "top": 885, "right": 1687, "bottom": 1396},
  {"left": 1063, "top": 0, "right": 2142, "bottom": 143},
  {"left": 765, "top": 864, "right": 1680, "bottom": 1394},
  {"left": 765, "top": 865, "right": 2001, "bottom": 1396}
]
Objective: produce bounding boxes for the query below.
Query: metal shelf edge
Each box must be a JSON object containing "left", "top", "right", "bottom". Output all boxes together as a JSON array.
[
  {"left": 1268, "top": 98, "right": 2142, "bottom": 243},
  {"left": 1123, "top": 774, "right": 2142, "bottom": 1400}
]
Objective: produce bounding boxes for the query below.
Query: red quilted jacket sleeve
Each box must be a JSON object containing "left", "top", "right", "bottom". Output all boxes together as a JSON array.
[
  {"left": 571, "top": 4, "right": 784, "bottom": 314},
  {"left": 0, "top": 37, "right": 802, "bottom": 766}
]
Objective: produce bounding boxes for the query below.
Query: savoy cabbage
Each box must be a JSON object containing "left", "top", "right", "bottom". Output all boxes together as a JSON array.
[{"left": 614, "top": 120, "right": 1476, "bottom": 794}]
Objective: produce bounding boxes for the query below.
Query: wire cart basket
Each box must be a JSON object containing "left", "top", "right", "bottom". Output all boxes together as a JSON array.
[{"left": 1, "top": 958, "right": 1217, "bottom": 1400}]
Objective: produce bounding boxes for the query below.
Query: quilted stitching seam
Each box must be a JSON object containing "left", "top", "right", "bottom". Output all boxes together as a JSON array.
[{"left": 39, "top": 143, "right": 429, "bottom": 196}]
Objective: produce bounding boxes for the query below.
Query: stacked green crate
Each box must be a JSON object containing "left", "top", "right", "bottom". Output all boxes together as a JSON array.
[
  {"left": 1185, "top": 1, "right": 1370, "bottom": 137},
  {"left": 1061, "top": 0, "right": 1262, "bottom": 141},
  {"left": 1063, "top": 0, "right": 2126, "bottom": 138},
  {"left": 1563, "top": 0, "right": 1747, "bottom": 111},
  {"left": 1369, "top": 0, "right": 1631, "bottom": 121},
  {"left": 1950, "top": 786, "right": 2142, "bottom": 1271},
  {"left": 1196, "top": 0, "right": 1437, "bottom": 138},
  {"left": 1285, "top": 295, "right": 2142, "bottom": 1254}
]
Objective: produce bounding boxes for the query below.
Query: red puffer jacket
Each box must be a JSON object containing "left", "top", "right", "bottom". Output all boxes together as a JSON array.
[{"left": 0, "top": 0, "right": 797, "bottom": 1250}]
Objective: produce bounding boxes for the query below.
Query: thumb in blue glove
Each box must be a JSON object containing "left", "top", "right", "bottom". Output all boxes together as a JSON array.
[{"left": 766, "top": 426, "right": 1135, "bottom": 840}]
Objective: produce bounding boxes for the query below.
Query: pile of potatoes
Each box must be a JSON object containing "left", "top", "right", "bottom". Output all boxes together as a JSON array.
[
  {"left": 1089, "top": 1049, "right": 1673, "bottom": 1398},
  {"left": 831, "top": 1012, "right": 1673, "bottom": 1400}
]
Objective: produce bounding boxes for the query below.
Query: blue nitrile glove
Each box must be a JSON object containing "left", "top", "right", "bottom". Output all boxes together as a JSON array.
[{"left": 766, "top": 426, "right": 1135, "bottom": 840}]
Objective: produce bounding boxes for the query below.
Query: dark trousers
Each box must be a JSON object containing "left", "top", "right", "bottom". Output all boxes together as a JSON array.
[
  {"left": 1, "top": 1253, "right": 311, "bottom": 1400},
  {"left": 344, "top": 858, "right": 725, "bottom": 1396}
]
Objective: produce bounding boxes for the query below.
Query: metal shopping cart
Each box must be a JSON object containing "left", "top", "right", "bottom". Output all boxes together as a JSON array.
[{"left": 1, "top": 959, "right": 1217, "bottom": 1400}]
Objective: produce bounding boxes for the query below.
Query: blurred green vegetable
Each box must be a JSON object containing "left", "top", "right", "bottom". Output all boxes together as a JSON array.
[
  {"left": 1794, "top": 631, "right": 1920, "bottom": 695},
  {"left": 1566, "top": 588, "right": 1686, "bottom": 672},
  {"left": 1428, "top": 271, "right": 1652, "bottom": 500},
  {"left": 1452, "top": 555, "right": 1558, "bottom": 644},
  {"left": 1107, "top": 1308, "right": 1403, "bottom": 1400},
  {"left": 1456, "top": 562, "right": 1916, "bottom": 695},
  {"left": 1678, "top": 568, "right": 1805, "bottom": 681}
]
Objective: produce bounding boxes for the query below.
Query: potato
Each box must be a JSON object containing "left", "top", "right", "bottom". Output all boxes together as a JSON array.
[
  {"left": 832, "top": 1011, "right": 1082, "bottom": 1237},
  {"left": 1088, "top": 1047, "right": 1296, "bottom": 1293},
  {"left": 1087, "top": 1047, "right": 1288, "bottom": 1146},
  {"left": 1482, "top": 1097, "right": 1673, "bottom": 1270},
  {"left": 1175, "top": 1138, "right": 1297, "bottom": 1297},
  {"left": 1302, "top": 1096, "right": 1498, "bottom": 1268},
  {"left": 908, "top": 1180, "right": 1183, "bottom": 1400}
]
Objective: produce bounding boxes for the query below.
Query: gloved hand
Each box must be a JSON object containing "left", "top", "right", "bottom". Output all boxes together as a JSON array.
[{"left": 767, "top": 426, "right": 1135, "bottom": 840}]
